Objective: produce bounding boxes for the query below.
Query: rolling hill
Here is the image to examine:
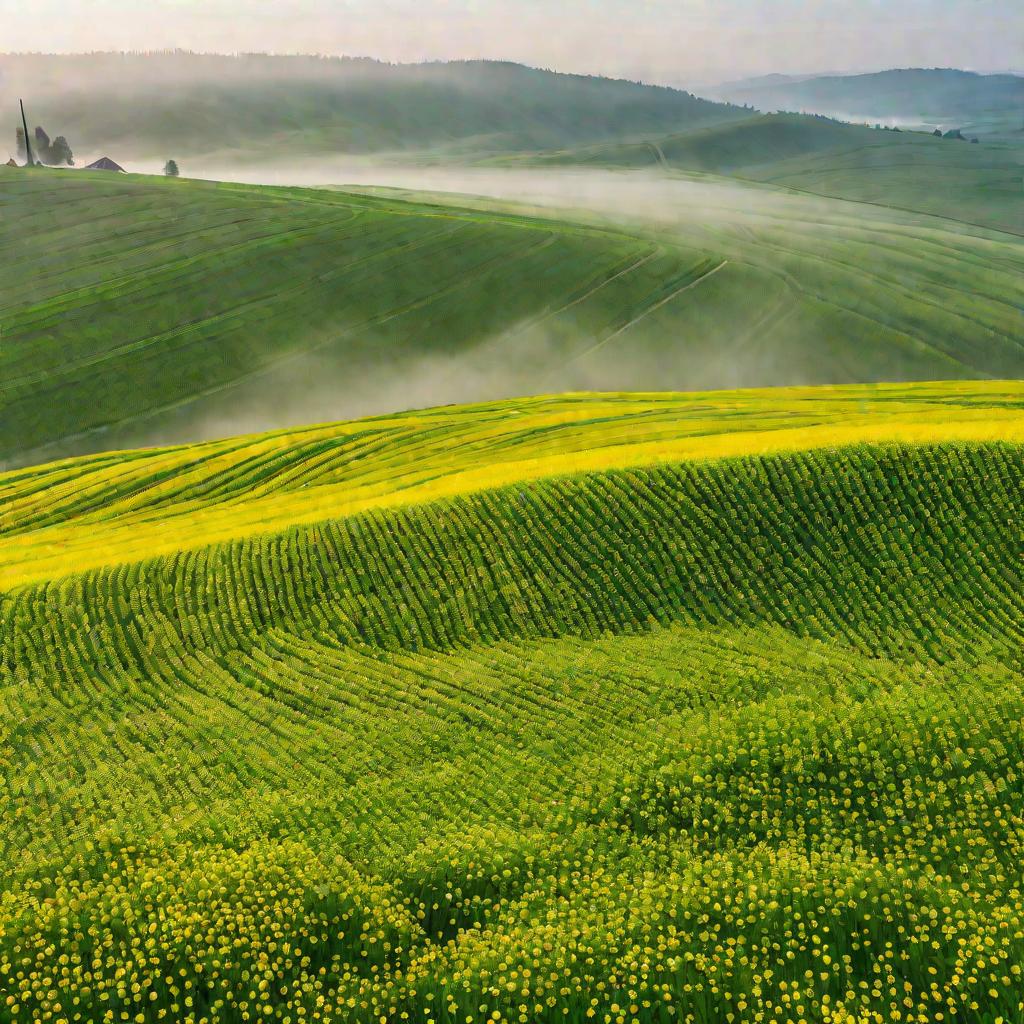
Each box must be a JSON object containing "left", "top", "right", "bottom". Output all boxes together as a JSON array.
[
  {"left": 509, "top": 113, "right": 1024, "bottom": 234},
  {"left": 3, "top": 166, "right": 1024, "bottom": 467},
  {"left": 740, "top": 129, "right": 1024, "bottom": 235},
  {"left": 709, "top": 67, "right": 1024, "bottom": 138},
  {"left": 2, "top": 383, "right": 1023, "bottom": 1023},
  {"left": 0, "top": 52, "right": 745, "bottom": 163},
  {"left": 0, "top": 168, "right": 724, "bottom": 464}
]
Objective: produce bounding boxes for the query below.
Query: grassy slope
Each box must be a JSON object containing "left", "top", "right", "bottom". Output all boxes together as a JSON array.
[
  {"left": 1, "top": 384, "right": 1023, "bottom": 1023},
  {"left": 510, "top": 113, "right": 1024, "bottom": 234},
  {"left": 1, "top": 53, "right": 745, "bottom": 160},
  {"left": 516, "top": 114, "right": 876, "bottom": 172},
  {"left": 4, "top": 167, "right": 1024, "bottom": 466},
  {"left": 743, "top": 135, "right": 1024, "bottom": 236},
  {"left": 0, "top": 169, "right": 722, "bottom": 464}
]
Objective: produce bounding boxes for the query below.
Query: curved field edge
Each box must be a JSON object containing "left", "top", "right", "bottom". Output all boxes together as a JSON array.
[
  {"left": 1, "top": 441, "right": 1022, "bottom": 1022},
  {"left": 2, "top": 381, "right": 1024, "bottom": 589}
]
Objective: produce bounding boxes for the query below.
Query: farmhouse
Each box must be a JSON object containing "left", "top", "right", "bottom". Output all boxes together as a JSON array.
[{"left": 84, "top": 156, "right": 125, "bottom": 172}]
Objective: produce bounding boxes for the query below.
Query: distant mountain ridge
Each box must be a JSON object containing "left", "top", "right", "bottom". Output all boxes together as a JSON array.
[
  {"left": 708, "top": 68, "right": 1024, "bottom": 136},
  {"left": 0, "top": 52, "right": 746, "bottom": 161},
  {"left": 709, "top": 71, "right": 852, "bottom": 91}
]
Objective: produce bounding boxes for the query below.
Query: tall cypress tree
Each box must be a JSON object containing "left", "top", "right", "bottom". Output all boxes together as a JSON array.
[{"left": 19, "top": 100, "right": 34, "bottom": 167}]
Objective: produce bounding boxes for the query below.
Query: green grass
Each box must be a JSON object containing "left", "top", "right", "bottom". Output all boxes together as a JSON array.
[
  {"left": 1, "top": 386, "right": 1023, "bottom": 1022},
  {"left": 4, "top": 166, "right": 1024, "bottom": 467},
  {"left": 0, "top": 169, "right": 722, "bottom": 465},
  {"left": 511, "top": 114, "right": 878, "bottom": 173},
  {"left": 741, "top": 133, "right": 1024, "bottom": 237}
]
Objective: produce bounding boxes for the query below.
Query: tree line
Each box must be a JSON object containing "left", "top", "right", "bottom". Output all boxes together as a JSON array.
[{"left": 16, "top": 125, "right": 74, "bottom": 166}]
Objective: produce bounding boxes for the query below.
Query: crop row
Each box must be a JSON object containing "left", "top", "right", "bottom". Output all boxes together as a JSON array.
[
  {"left": 5, "top": 443, "right": 1020, "bottom": 668},
  {"left": 2, "top": 624, "right": 1023, "bottom": 1023}
]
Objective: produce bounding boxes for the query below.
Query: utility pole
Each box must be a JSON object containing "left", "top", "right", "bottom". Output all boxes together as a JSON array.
[{"left": 19, "top": 99, "right": 34, "bottom": 167}]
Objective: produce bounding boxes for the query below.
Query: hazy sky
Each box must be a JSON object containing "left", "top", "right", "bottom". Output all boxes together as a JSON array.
[{"left": 0, "top": 0, "right": 1019, "bottom": 84}]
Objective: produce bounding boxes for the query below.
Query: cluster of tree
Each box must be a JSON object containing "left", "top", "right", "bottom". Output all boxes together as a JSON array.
[{"left": 16, "top": 126, "right": 74, "bottom": 166}]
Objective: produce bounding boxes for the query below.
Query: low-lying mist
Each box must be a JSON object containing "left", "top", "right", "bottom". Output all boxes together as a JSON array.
[
  {"left": 48, "top": 289, "right": 815, "bottom": 466},
  {"left": 133, "top": 156, "right": 873, "bottom": 232}
]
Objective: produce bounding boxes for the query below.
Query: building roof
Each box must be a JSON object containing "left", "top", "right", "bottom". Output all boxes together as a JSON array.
[{"left": 84, "top": 157, "right": 126, "bottom": 172}]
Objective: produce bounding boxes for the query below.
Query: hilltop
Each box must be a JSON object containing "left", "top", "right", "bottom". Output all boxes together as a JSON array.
[
  {"left": 0, "top": 52, "right": 745, "bottom": 162},
  {"left": 3, "top": 381, "right": 1021, "bottom": 588},
  {"left": 2, "top": 383, "right": 1023, "bottom": 1022}
]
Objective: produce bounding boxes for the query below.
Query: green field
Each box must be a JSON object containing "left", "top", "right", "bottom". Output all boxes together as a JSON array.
[
  {"left": 511, "top": 114, "right": 880, "bottom": 173},
  {"left": 0, "top": 169, "right": 721, "bottom": 464},
  {"left": 5, "top": 36, "right": 1024, "bottom": 1024},
  {"left": 2, "top": 384, "right": 1023, "bottom": 1023},
  {"left": 4, "top": 164, "right": 1024, "bottom": 466},
  {"left": 737, "top": 123, "right": 1024, "bottom": 236}
]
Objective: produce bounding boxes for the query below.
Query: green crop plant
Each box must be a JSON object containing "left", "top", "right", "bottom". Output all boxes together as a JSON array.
[{"left": 0, "top": 384, "right": 1022, "bottom": 1023}]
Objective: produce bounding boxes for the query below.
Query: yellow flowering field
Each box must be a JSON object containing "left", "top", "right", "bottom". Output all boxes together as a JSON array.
[
  {"left": 3, "top": 380, "right": 1024, "bottom": 590},
  {"left": 1, "top": 382, "right": 1022, "bottom": 1023}
]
